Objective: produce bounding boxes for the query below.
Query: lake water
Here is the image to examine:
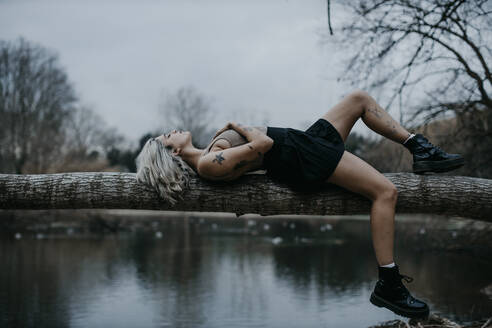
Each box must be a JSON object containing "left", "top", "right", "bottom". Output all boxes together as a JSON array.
[{"left": 1, "top": 214, "right": 491, "bottom": 328}]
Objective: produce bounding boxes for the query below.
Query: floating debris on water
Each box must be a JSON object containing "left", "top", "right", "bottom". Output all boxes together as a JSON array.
[
  {"left": 272, "top": 237, "right": 282, "bottom": 245},
  {"left": 332, "top": 239, "right": 345, "bottom": 245},
  {"left": 289, "top": 223, "right": 296, "bottom": 229},
  {"left": 419, "top": 227, "right": 426, "bottom": 235},
  {"left": 155, "top": 231, "right": 163, "bottom": 239},
  {"left": 247, "top": 220, "right": 256, "bottom": 227},
  {"left": 211, "top": 223, "right": 218, "bottom": 230},
  {"left": 320, "top": 224, "right": 333, "bottom": 232},
  {"left": 14, "top": 233, "right": 22, "bottom": 240},
  {"left": 263, "top": 224, "right": 270, "bottom": 231}
]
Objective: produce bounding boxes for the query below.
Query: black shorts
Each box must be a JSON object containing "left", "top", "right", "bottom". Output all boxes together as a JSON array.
[{"left": 262, "top": 118, "right": 345, "bottom": 190}]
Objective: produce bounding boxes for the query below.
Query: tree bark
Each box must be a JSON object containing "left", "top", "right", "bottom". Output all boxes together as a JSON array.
[{"left": 0, "top": 172, "right": 490, "bottom": 221}]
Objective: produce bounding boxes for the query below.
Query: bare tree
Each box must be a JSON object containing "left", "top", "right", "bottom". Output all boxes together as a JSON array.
[
  {"left": 324, "top": 0, "right": 492, "bottom": 124},
  {"left": 324, "top": 1, "right": 492, "bottom": 177},
  {"left": 65, "top": 105, "right": 125, "bottom": 156},
  {"left": 0, "top": 37, "right": 77, "bottom": 173},
  {"left": 64, "top": 105, "right": 105, "bottom": 157},
  {"left": 54, "top": 105, "right": 126, "bottom": 172},
  {"left": 158, "top": 85, "right": 216, "bottom": 148}
]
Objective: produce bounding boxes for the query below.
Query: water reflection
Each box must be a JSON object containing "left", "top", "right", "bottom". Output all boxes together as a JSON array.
[{"left": 1, "top": 217, "right": 491, "bottom": 328}]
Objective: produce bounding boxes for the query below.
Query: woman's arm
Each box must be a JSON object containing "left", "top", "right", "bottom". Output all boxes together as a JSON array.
[
  {"left": 212, "top": 122, "right": 266, "bottom": 142},
  {"left": 198, "top": 122, "right": 273, "bottom": 181}
]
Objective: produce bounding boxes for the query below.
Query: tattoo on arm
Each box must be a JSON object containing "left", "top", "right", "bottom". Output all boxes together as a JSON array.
[
  {"left": 212, "top": 152, "right": 225, "bottom": 165},
  {"left": 203, "top": 148, "right": 263, "bottom": 180}
]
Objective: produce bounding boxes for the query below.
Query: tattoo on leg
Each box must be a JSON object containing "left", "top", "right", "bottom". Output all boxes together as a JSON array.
[
  {"left": 365, "top": 106, "right": 383, "bottom": 119},
  {"left": 213, "top": 152, "right": 225, "bottom": 165},
  {"left": 385, "top": 119, "right": 397, "bottom": 137}
]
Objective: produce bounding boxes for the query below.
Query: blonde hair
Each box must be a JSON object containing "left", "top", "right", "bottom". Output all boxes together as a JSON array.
[{"left": 135, "top": 137, "right": 197, "bottom": 205}]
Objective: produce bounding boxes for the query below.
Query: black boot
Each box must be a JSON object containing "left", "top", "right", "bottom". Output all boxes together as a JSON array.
[
  {"left": 370, "top": 265, "right": 430, "bottom": 318},
  {"left": 403, "top": 134, "right": 464, "bottom": 174}
]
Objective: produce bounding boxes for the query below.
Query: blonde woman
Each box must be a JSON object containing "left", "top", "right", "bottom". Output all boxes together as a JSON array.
[{"left": 136, "top": 90, "right": 464, "bottom": 318}]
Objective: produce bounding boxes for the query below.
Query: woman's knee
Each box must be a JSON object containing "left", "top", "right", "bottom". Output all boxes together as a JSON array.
[
  {"left": 346, "top": 89, "right": 371, "bottom": 107},
  {"left": 374, "top": 182, "right": 398, "bottom": 204}
]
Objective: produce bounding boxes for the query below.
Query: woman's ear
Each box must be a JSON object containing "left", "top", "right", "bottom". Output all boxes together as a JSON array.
[{"left": 172, "top": 147, "right": 181, "bottom": 156}]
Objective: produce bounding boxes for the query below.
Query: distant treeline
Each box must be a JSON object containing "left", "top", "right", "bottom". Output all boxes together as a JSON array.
[
  {"left": 0, "top": 37, "right": 137, "bottom": 173},
  {"left": 1, "top": 37, "right": 277, "bottom": 174},
  {"left": 0, "top": 38, "right": 244, "bottom": 174}
]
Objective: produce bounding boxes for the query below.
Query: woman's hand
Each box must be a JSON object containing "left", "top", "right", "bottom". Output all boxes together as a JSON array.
[
  {"left": 213, "top": 122, "right": 234, "bottom": 140},
  {"left": 213, "top": 121, "right": 272, "bottom": 146},
  {"left": 213, "top": 122, "right": 254, "bottom": 140}
]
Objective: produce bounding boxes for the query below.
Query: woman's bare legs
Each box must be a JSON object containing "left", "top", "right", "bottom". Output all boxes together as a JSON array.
[
  {"left": 323, "top": 90, "right": 411, "bottom": 144},
  {"left": 320, "top": 90, "right": 409, "bottom": 266}
]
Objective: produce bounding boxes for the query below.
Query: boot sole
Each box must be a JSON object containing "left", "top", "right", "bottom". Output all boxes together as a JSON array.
[
  {"left": 413, "top": 157, "right": 464, "bottom": 174},
  {"left": 370, "top": 292, "right": 430, "bottom": 319}
]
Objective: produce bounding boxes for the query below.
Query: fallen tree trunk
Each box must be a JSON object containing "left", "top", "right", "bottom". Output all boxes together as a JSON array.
[{"left": 0, "top": 172, "right": 490, "bottom": 221}]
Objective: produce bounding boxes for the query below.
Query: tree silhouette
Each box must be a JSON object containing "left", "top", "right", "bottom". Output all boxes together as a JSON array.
[
  {"left": 158, "top": 85, "right": 217, "bottom": 148},
  {"left": 323, "top": 0, "right": 491, "bottom": 124},
  {"left": 0, "top": 37, "right": 77, "bottom": 173}
]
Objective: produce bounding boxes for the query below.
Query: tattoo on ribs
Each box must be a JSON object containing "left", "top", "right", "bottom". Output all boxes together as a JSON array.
[
  {"left": 233, "top": 151, "right": 263, "bottom": 171},
  {"left": 213, "top": 152, "right": 225, "bottom": 165}
]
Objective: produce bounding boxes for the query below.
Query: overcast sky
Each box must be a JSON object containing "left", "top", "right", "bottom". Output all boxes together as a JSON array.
[{"left": 0, "top": 0, "right": 374, "bottom": 144}]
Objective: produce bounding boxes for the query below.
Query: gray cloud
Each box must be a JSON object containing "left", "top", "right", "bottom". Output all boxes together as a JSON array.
[{"left": 1, "top": 0, "right": 368, "bottom": 143}]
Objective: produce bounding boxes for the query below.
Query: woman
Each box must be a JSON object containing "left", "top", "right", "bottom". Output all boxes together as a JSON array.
[{"left": 135, "top": 90, "right": 464, "bottom": 319}]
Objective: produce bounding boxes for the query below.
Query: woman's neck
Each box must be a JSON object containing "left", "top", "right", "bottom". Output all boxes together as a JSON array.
[{"left": 180, "top": 146, "right": 204, "bottom": 171}]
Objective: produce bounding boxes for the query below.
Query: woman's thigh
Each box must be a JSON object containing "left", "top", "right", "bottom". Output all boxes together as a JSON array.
[
  {"left": 325, "top": 150, "right": 396, "bottom": 201},
  {"left": 321, "top": 91, "right": 366, "bottom": 142}
]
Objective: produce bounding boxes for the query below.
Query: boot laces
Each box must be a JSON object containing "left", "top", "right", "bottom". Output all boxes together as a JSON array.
[
  {"left": 393, "top": 274, "right": 414, "bottom": 298},
  {"left": 419, "top": 136, "right": 445, "bottom": 154},
  {"left": 399, "top": 273, "right": 414, "bottom": 283}
]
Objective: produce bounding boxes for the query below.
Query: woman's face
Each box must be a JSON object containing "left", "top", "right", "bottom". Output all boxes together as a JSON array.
[{"left": 156, "top": 129, "right": 192, "bottom": 154}]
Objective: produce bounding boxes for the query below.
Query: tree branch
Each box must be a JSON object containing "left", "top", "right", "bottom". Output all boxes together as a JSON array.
[{"left": 385, "top": 26, "right": 492, "bottom": 107}]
